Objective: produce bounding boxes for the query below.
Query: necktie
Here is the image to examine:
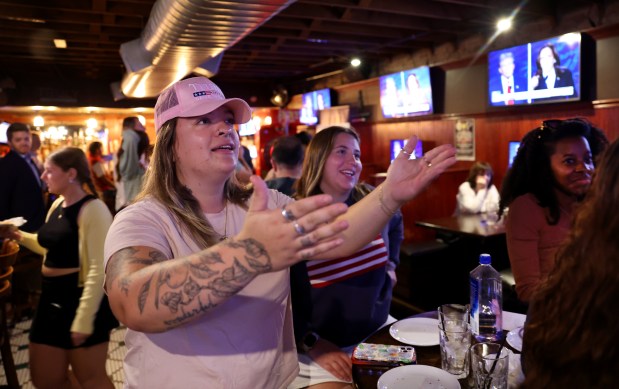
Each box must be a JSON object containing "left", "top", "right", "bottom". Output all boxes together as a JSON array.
[
  {"left": 27, "top": 157, "right": 42, "bottom": 187},
  {"left": 506, "top": 85, "right": 515, "bottom": 105}
]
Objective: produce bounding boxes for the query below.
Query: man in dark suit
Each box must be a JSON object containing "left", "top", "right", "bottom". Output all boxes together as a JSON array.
[
  {"left": 489, "top": 51, "right": 526, "bottom": 105},
  {"left": 0, "top": 122, "right": 46, "bottom": 320},
  {"left": 0, "top": 122, "right": 45, "bottom": 232}
]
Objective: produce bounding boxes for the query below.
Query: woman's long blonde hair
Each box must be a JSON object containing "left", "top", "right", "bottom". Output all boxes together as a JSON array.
[{"left": 137, "top": 118, "right": 252, "bottom": 247}]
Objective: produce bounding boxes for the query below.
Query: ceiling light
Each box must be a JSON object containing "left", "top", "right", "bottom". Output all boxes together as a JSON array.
[
  {"left": 496, "top": 18, "right": 512, "bottom": 32},
  {"left": 33, "top": 115, "right": 44, "bottom": 127},
  {"left": 270, "top": 87, "right": 289, "bottom": 107},
  {"left": 351, "top": 58, "right": 361, "bottom": 67},
  {"left": 54, "top": 39, "right": 67, "bottom": 49},
  {"left": 86, "top": 118, "right": 98, "bottom": 129}
]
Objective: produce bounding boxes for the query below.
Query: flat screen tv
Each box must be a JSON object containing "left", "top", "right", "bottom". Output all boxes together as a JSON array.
[
  {"left": 299, "top": 88, "right": 333, "bottom": 125},
  {"left": 380, "top": 66, "right": 433, "bottom": 118},
  {"left": 508, "top": 141, "right": 520, "bottom": 167},
  {"left": 488, "top": 32, "right": 583, "bottom": 107},
  {"left": 390, "top": 139, "right": 423, "bottom": 162}
]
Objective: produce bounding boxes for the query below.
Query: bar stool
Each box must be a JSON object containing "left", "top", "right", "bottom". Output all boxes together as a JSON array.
[{"left": 0, "top": 241, "right": 19, "bottom": 388}]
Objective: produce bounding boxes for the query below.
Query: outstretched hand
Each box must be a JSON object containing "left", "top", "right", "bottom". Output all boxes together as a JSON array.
[
  {"left": 382, "top": 135, "right": 456, "bottom": 207},
  {"left": 236, "top": 176, "right": 350, "bottom": 272},
  {"left": 0, "top": 224, "right": 21, "bottom": 241}
]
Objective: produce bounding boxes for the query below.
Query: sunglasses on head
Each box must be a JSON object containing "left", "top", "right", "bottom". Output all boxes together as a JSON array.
[{"left": 537, "top": 118, "right": 589, "bottom": 139}]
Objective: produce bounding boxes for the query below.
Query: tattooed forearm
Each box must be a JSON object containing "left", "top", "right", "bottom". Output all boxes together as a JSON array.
[
  {"left": 163, "top": 298, "right": 218, "bottom": 327},
  {"left": 108, "top": 238, "right": 276, "bottom": 328},
  {"left": 138, "top": 277, "right": 152, "bottom": 313},
  {"left": 154, "top": 239, "right": 273, "bottom": 323},
  {"left": 189, "top": 251, "right": 224, "bottom": 279}
]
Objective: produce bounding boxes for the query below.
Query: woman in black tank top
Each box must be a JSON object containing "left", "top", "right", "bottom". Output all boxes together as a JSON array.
[{"left": 6, "top": 147, "right": 117, "bottom": 389}]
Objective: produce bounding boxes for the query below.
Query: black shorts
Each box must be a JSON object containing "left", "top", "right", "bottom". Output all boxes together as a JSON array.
[{"left": 29, "top": 272, "right": 119, "bottom": 349}]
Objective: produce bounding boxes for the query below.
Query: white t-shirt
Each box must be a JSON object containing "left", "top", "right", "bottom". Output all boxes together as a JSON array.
[
  {"left": 104, "top": 190, "right": 297, "bottom": 389},
  {"left": 455, "top": 182, "right": 500, "bottom": 215}
]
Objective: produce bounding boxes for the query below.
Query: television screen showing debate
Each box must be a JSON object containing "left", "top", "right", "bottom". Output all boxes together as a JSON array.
[
  {"left": 379, "top": 66, "right": 433, "bottom": 118},
  {"left": 390, "top": 139, "right": 423, "bottom": 162},
  {"left": 299, "top": 88, "right": 332, "bottom": 125},
  {"left": 488, "top": 32, "right": 582, "bottom": 107}
]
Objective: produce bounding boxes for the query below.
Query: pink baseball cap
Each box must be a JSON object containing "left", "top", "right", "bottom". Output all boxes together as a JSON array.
[{"left": 154, "top": 76, "right": 252, "bottom": 133}]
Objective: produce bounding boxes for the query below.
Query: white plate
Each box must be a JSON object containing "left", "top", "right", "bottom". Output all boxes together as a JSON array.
[
  {"left": 503, "top": 311, "right": 526, "bottom": 331},
  {"left": 377, "top": 364, "right": 461, "bottom": 389},
  {"left": 506, "top": 326, "right": 524, "bottom": 352},
  {"left": 389, "top": 318, "right": 439, "bottom": 346}
]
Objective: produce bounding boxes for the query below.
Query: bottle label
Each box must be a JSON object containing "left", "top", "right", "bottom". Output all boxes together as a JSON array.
[{"left": 470, "top": 277, "right": 480, "bottom": 334}]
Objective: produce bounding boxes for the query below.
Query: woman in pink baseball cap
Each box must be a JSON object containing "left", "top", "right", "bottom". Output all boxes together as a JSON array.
[{"left": 103, "top": 76, "right": 456, "bottom": 388}]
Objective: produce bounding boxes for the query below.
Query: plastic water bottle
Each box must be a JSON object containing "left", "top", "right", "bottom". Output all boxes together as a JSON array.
[{"left": 469, "top": 253, "right": 503, "bottom": 342}]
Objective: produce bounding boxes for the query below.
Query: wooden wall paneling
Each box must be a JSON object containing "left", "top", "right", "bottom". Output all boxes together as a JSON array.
[{"left": 364, "top": 104, "right": 619, "bottom": 244}]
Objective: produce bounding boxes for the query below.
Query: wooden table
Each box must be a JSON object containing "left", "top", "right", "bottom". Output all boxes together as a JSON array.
[
  {"left": 415, "top": 214, "right": 505, "bottom": 238},
  {"left": 352, "top": 311, "right": 522, "bottom": 389}
]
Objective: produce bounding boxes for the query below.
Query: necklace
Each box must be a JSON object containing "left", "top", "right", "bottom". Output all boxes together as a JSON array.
[{"left": 220, "top": 201, "right": 229, "bottom": 241}]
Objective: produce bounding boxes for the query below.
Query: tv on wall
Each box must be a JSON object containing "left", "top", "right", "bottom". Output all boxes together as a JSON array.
[
  {"left": 380, "top": 66, "right": 433, "bottom": 119},
  {"left": 488, "top": 32, "right": 584, "bottom": 107},
  {"left": 299, "top": 88, "right": 333, "bottom": 125},
  {"left": 508, "top": 141, "right": 521, "bottom": 168},
  {"left": 390, "top": 139, "right": 423, "bottom": 162}
]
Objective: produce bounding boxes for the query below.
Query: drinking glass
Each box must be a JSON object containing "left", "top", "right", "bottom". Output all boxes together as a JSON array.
[
  {"left": 438, "top": 319, "right": 471, "bottom": 378},
  {"left": 470, "top": 342, "right": 509, "bottom": 389},
  {"left": 438, "top": 303, "right": 470, "bottom": 323}
]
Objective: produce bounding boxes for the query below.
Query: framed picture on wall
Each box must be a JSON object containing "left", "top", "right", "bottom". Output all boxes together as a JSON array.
[{"left": 454, "top": 118, "right": 475, "bottom": 161}]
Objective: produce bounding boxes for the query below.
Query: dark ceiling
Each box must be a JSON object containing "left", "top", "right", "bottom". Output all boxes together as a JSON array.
[{"left": 0, "top": 0, "right": 610, "bottom": 107}]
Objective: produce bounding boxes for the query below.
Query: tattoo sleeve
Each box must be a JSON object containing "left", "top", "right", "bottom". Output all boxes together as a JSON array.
[{"left": 106, "top": 238, "right": 274, "bottom": 330}]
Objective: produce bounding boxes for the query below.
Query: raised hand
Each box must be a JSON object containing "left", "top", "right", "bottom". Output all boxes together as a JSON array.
[
  {"left": 236, "top": 175, "right": 350, "bottom": 272},
  {"left": 382, "top": 135, "right": 456, "bottom": 207}
]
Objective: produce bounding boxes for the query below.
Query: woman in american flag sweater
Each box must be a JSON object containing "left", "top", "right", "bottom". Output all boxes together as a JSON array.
[{"left": 289, "top": 126, "right": 404, "bottom": 389}]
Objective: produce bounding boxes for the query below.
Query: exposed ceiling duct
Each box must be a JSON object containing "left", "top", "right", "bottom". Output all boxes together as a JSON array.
[{"left": 118, "top": 0, "right": 296, "bottom": 99}]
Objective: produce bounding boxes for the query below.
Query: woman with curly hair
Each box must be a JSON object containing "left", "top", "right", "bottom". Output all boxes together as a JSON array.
[
  {"left": 521, "top": 137, "right": 619, "bottom": 388},
  {"left": 499, "top": 118, "right": 608, "bottom": 303}
]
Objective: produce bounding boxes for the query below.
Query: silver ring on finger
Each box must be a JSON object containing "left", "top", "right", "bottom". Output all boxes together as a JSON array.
[
  {"left": 400, "top": 150, "right": 410, "bottom": 156},
  {"left": 293, "top": 222, "right": 306, "bottom": 235},
  {"left": 281, "top": 206, "right": 296, "bottom": 222},
  {"left": 423, "top": 157, "right": 432, "bottom": 168}
]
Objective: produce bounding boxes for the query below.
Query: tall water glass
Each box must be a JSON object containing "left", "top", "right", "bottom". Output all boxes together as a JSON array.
[
  {"left": 438, "top": 319, "right": 470, "bottom": 379},
  {"left": 438, "top": 303, "right": 470, "bottom": 323}
]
